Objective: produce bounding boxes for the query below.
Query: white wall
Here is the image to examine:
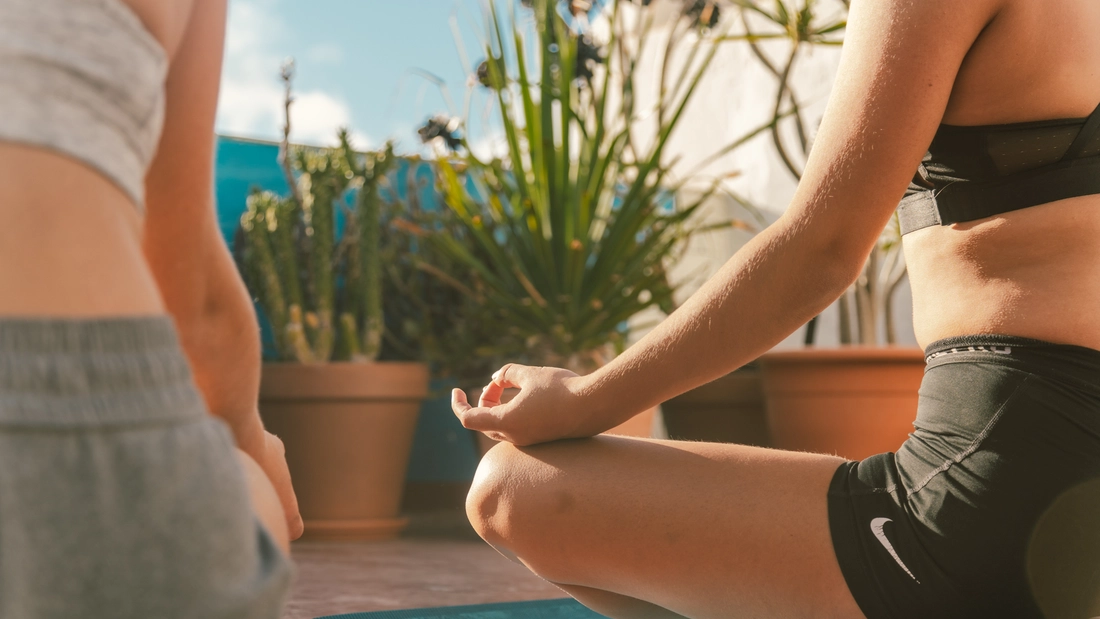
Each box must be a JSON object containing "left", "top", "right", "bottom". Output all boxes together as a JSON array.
[{"left": 628, "top": 0, "right": 916, "bottom": 350}]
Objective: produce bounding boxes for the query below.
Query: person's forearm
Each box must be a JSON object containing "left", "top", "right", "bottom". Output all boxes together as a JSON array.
[
  {"left": 578, "top": 213, "right": 864, "bottom": 425},
  {"left": 163, "top": 247, "right": 303, "bottom": 538},
  {"left": 170, "top": 257, "right": 268, "bottom": 457}
]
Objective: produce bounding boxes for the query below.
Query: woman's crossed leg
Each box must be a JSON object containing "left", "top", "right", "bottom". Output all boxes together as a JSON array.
[{"left": 466, "top": 435, "right": 865, "bottom": 619}]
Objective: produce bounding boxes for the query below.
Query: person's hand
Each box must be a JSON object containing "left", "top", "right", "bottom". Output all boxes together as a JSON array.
[
  {"left": 452, "top": 363, "right": 606, "bottom": 446},
  {"left": 251, "top": 430, "right": 305, "bottom": 540}
]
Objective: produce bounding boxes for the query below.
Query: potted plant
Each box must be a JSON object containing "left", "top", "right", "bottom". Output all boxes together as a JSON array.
[
  {"left": 731, "top": 0, "right": 923, "bottom": 460},
  {"left": 235, "top": 63, "right": 428, "bottom": 541},
  {"left": 660, "top": 361, "right": 771, "bottom": 445},
  {"left": 415, "top": 0, "right": 771, "bottom": 449}
]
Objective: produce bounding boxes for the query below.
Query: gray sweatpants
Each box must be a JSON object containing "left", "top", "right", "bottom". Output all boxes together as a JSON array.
[{"left": 0, "top": 317, "right": 291, "bottom": 618}]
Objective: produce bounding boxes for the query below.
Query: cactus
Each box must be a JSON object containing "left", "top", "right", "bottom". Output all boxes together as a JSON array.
[
  {"left": 239, "top": 141, "right": 365, "bottom": 363},
  {"left": 240, "top": 192, "right": 290, "bottom": 354},
  {"left": 293, "top": 145, "right": 349, "bottom": 362},
  {"left": 240, "top": 185, "right": 324, "bottom": 363},
  {"left": 357, "top": 145, "right": 395, "bottom": 360},
  {"left": 236, "top": 64, "right": 393, "bottom": 364}
]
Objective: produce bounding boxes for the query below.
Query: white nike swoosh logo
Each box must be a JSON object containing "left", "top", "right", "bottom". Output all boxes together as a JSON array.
[{"left": 870, "top": 517, "right": 921, "bottom": 584}]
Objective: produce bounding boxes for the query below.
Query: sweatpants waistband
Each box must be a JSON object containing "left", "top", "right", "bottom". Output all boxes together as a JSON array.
[{"left": 0, "top": 316, "right": 206, "bottom": 427}]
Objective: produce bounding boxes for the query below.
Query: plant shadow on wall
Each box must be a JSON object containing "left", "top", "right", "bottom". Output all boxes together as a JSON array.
[{"left": 411, "top": 0, "right": 778, "bottom": 382}]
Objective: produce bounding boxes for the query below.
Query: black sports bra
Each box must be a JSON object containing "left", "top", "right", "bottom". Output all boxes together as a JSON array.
[{"left": 898, "top": 101, "right": 1100, "bottom": 235}]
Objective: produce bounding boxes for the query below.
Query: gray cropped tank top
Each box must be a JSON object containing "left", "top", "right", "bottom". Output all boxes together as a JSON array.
[{"left": 0, "top": 0, "right": 168, "bottom": 210}]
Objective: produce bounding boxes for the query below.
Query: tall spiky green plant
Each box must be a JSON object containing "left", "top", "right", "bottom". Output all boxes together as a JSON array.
[
  {"left": 375, "top": 164, "right": 524, "bottom": 389},
  {"left": 422, "top": 0, "right": 772, "bottom": 372}
]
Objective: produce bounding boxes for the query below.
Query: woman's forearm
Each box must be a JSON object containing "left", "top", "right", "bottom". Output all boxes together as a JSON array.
[
  {"left": 165, "top": 246, "right": 304, "bottom": 537},
  {"left": 170, "top": 248, "right": 268, "bottom": 457},
  {"left": 579, "top": 214, "right": 862, "bottom": 425}
]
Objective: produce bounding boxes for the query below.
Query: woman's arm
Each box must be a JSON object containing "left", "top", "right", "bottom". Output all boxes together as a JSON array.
[
  {"left": 456, "top": 0, "right": 1005, "bottom": 445},
  {"left": 142, "top": 0, "right": 303, "bottom": 538}
]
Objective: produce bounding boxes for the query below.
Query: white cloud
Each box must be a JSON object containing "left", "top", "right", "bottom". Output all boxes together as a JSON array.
[
  {"left": 216, "top": 0, "right": 365, "bottom": 147},
  {"left": 288, "top": 91, "right": 355, "bottom": 146}
]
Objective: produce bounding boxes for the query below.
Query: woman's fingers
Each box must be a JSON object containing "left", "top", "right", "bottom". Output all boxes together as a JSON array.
[
  {"left": 452, "top": 388, "right": 504, "bottom": 434},
  {"left": 480, "top": 363, "right": 535, "bottom": 407},
  {"left": 479, "top": 380, "right": 505, "bottom": 407},
  {"left": 478, "top": 363, "right": 534, "bottom": 408}
]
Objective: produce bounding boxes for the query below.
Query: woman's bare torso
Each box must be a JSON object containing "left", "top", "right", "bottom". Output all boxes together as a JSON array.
[
  {"left": 906, "top": 0, "right": 1100, "bottom": 351},
  {"left": 0, "top": 0, "right": 193, "bottom": 318}
]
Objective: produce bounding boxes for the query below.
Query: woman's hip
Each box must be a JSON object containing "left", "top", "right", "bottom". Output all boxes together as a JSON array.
[{"left": 0, "top": 316, "right": 291, "bottom": 617}]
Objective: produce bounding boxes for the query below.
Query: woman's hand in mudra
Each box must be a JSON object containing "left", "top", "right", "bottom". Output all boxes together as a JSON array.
[{"left": 451, "top": 363, "right": 600, "bottom": 446}]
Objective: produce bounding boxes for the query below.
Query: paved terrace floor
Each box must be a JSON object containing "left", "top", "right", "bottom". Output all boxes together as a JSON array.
[{"left": 282, "top": 511, "right": 564, "bottom": 619}]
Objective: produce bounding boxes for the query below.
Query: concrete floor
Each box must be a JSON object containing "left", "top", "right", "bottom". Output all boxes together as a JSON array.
[{"left": 281, "top": 514, "right": 565, "bottom": 619}]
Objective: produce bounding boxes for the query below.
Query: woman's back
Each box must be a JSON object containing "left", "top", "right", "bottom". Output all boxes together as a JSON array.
[
  {"left": 942, "top": 0, "right": 1100, "bottom": 126},
  {"left": 883, "top": 0, "right": 1100, "bottom": 350},
  {"left": 0, "top": 0, "right": 198, "bottom": 318},
  {"left": 0, "top": 3, "right": 295, "bottom": 616}
]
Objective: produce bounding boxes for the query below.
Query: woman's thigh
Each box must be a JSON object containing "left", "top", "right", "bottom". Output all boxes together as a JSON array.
[{"left": 467, "top": 436, "right": 864, "bottom": 619}]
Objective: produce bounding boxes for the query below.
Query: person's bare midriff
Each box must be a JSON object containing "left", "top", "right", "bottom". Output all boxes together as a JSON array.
[
  {"left": 906, "top": 193, "right": 1100, "bottom": 352},
  {"left": 0, "top": 145, "right": 166, "bottom": 317}
]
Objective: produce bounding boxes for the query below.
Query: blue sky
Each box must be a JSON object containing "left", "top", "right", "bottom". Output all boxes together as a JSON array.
[{"left": 215, "top": 0, "right": 510, "bottom": 153}]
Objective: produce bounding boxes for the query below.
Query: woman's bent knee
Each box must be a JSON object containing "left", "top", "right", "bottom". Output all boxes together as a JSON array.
[
  {"left": 236, "top": 448, "right": 291, "bottom": 554},
  {"left": 465, "top": 439, "right": 594, "bottom": 580},
  {"left": 466, "top": 440, "right": 570, "bottom": 544},
  {"left": 466, "top": 440, "right": 525, "bottom": 546}
]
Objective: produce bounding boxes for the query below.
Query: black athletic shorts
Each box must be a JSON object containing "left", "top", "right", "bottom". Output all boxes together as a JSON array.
[{"left": 828, "top": 335, "right": 1100, "bottom": 619}]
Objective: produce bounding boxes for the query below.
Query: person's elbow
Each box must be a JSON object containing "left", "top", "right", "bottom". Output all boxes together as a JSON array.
[{"left": 775, "top": 203, "right": 891, "bottom": 294}]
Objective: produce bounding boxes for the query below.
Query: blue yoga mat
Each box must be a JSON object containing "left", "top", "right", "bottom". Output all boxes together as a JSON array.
[{"left": 316, "top": 598, "right": 608, "bottom": 619}]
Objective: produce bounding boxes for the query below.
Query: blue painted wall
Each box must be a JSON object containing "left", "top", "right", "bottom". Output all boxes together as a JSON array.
[
  {"left": 214, "top": 135, "right": 477, "bottom": 484},
  {"left": 214, "top": 137, "right": 292, "bottom": 244}
]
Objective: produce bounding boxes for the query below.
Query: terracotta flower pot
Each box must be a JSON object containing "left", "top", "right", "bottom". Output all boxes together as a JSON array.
[
  {"left": 759, "top": 347, "right": 925, "bottom": 461},
  {"left": 259, "top": 362, "right": 429, "bottom": 541},
  {"left": 469, "top": 388, "right": 658, "bottom": 457},
  {"left": 661, "top": 366, "right": 769, "bottom": 446}
]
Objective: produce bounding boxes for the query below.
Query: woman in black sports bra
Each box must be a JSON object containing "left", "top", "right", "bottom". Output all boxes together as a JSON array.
[{"left": 452, "top": 0, "right": 1100, "bottom": 617}]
